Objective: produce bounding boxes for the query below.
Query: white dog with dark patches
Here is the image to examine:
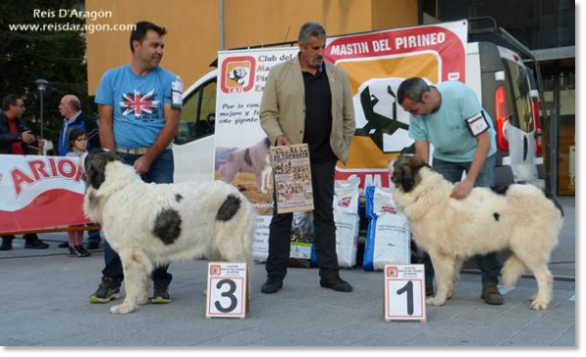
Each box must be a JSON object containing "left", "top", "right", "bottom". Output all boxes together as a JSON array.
[
  {"left": 390, "top": 155, "right": 563, "bottom": 310},
  {"left": 83, "top": 150, "right": 256, "bottom": 315},
  {"left": 218, "top": 137, "right": 272, "bottom": 193}
]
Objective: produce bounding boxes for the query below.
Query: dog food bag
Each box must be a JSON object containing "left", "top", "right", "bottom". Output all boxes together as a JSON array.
[
  {"left": 290, "top": 212, "right": 314, "bottom": 260},
  {"left": 252, "top": 215, "right": 272, "bottom": 262},
  {"left": 334, "top": 176, "right": 360, "bottom": 268},
  {"left": 363, "top": 186, "right": 410, "bottom": 271}
]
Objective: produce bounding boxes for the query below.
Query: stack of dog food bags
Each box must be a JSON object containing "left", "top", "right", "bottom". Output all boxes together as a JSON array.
[
  {"left": 333, "top": 176, "right": 361, "bottom": 268},
  {"left": 363, "top": 186, "right": 411, "bottom": 271}
]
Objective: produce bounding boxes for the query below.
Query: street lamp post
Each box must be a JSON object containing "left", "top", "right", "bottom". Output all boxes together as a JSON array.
[{"left": 34, "top": 79, "right": 48, "bottom": 140}]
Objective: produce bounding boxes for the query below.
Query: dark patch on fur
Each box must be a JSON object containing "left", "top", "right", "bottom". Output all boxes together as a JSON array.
[
  {"left": 175, "top": 194, "right": 183, "bottom": 203},
  {"left": 217, "top": 194, "right": 241, "bottom": 221},
  {"left": 544, "top": 191, "right": 565, "bottom": 217},
  {"left": 490, "top": 185, "right": 511, "bottom": 196},
  {"left": 263, "top": 137, "right": 271, "bottom": 147},
  {"left": 85, "top": 149, "right": 118, "bottom": 190},
  {"left": 153, "top": 209, "right": 182, "bottom": 245},
  {"left": 244, "top": 148, "right": 253, "bottom": 167},
  {"left": 493, "top": 212, "right": 500, "bottom": 221}
]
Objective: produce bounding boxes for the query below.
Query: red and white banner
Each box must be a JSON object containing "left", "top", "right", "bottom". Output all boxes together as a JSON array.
[
  {"left": 0, "top": 154, "right": 90, "bottom": 234},
  {"left": 325, "top": 21, "right": 468, "bottom": 192}
]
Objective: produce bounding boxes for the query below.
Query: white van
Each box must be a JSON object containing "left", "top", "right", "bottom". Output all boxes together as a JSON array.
[{"left": 173, "top": 19, "right": 548, "bottom": 191}]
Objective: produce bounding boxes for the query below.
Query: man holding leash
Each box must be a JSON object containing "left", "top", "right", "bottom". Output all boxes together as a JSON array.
[
  {"left": 90, "top": 21, "right": 182, "bottom": 304},
  {"left": 260, "top": 22, "right": 355, "bottom": 294},
  {"left": 397, "top": 77, "right": 503, "bottom": 305}
]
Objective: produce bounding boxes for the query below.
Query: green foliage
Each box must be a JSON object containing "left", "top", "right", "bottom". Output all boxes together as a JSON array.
[{"left": 0, "top": 0, "right": 92, "bottom": 145}]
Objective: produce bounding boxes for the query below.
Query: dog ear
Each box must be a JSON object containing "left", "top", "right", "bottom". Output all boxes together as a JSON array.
[
  {"left": 390, "top": 155, "right": 421, "bottom": 192},
  {"left": 86, "top": 149, "right": 118, "bottom": 190}
]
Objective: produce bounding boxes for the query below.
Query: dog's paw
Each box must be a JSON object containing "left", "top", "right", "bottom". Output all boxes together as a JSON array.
[
  {"left": 426, "top": 296, "right": 446, "bottom": 306},
  {"left": 110, "top": 303, "right": 136, "bottom": 315},
  {"left": 137, "top": 295, "right": 149, "bottom": 306},
  {"left": 529, "top": 299, "right": 549, "bottom": 310}
]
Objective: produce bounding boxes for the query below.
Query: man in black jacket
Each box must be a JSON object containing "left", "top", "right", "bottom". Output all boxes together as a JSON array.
[{"left": 0, "top": 94, "right": 49, "bottom": 250}]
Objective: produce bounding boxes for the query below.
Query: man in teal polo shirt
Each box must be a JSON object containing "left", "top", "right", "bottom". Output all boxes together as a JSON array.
[{"left": 398, "top": 77, "right": 503, "bottom": 305}]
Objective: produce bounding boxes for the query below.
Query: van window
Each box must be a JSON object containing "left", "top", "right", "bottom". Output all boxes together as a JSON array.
[
  {"left": 502, "top": 59, "right": 534, "bottom": 133},
  {"left": 175, "top": 80, "right": 217, "bottom": 144}
]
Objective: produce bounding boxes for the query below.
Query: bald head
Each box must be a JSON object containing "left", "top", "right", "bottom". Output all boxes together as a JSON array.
[{"left": 59, "top": 95, "right": 81, "bottom": 118}]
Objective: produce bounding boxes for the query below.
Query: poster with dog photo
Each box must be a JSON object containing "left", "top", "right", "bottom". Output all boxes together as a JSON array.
[
  {"left": 214, "top": 47, "right": 299, "bottom": 261},
  {"left": 270, "top": 144, "right": 314, "bottom": 214},
  {"left": 214, "top": 47, "right": 297, "bottom": 214}
]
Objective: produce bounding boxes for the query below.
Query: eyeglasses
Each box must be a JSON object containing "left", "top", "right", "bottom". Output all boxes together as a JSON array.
[{"left": 76, "top": 138, "right": 87, "bottom": 142}]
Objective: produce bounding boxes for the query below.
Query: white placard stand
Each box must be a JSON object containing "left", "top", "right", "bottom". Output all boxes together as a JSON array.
[
  {"left": 206, "top": 262, "right": 248, "bottom": 319},
  {"left": 384, "top": 264, "right": 427, "bottom": 322}
]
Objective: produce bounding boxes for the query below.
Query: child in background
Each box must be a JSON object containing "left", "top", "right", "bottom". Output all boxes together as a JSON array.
[{"left": 66, "top": 128, "right": 91, "bottom": 258}]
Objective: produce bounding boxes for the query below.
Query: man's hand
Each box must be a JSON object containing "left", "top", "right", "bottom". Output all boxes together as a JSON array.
[
  {"left": 275, "top": 135, "right": 290, "bottom": 146},
  {"left": 450, "top": 179, "right": 474, "bottom": 200},
  {"left": 133, "top": 155, "right": 153, "bottom": 175},
  {"left": 21, "top": 130, "right": 35, "bottom": 144},
  {"left": 37, "top": 138, "right": 45, "bottom": 149}
]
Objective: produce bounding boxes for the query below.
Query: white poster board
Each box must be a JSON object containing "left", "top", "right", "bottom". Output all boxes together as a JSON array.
[
  {"left": 206, "top": 262, "right": 248, "bottom": 319},
  {"left": 384, "top": 264, "right": 426, "bottom": 322}
]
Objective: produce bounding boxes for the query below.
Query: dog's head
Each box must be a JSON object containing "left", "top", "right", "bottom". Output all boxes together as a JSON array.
[
  {"left": 228, "top": 67, "right": 248, "bottom": 85},
  {"left": 389, "top": 154, "right": 428, "bottom": 193},
  {"left": 83, "top": 148, "right": 119, "bottom": 190}
]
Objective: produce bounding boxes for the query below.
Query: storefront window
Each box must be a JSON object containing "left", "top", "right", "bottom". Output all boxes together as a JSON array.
[{"left": 421, "top": 0, "right": 575, "bottom": 50}]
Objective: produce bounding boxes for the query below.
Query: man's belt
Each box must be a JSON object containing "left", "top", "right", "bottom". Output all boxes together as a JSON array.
[{"left": 116, "top": 143, "right": 172, "bottom": 155}]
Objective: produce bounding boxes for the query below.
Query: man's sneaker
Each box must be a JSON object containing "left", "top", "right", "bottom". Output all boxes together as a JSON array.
[
  {"left": 24, "top": 238, "right": 49, "bottom": 249},
  {"left": 150, "top": 282, "right": 171, "bottom": 304},
  {"left": 261, "top": 277, "right": 283, "bottom": 294},
  {"left": 58, "top": 242, "right": 69, "bottom": 248},
  {"left": 0, "top": 237, "right": 13, "bottom": 251},
  {"left": 320, "top": 276, "right": 353, "bottom": 292},
  {"left": 481, "top": 284, "right": 504, "bottom": 305},
  {"left": 89, "top": 277, "right": 121, "bottom": 303},
  {"left": 87, "top": 241, "right": 101, "bottom": 250}
]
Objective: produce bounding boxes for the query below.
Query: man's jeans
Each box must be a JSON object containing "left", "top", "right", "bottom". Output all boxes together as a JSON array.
[
  {"left": 102, "top": 149, "right": 174, "bottom": 286},
  {"left": 423, "top": 154, "right": 502, "bottom": 287}
]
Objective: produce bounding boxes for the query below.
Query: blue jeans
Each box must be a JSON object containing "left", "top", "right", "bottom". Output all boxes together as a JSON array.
[
  {"left": 102, "top": 149, "right": 174, "bottom": 287},
  {"left": 87, "top": 229, "right": 101, "bottom": 244},
  {"left": 423, "top": 154, "right": 502, "bottom": 287}
]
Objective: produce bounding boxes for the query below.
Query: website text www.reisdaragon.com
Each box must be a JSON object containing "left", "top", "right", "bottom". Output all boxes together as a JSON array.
[{"left": 8, "top": 22, "right": 136, "bottom": 34}]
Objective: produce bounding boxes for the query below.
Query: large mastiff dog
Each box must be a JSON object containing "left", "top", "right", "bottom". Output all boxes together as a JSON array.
[
  {"left": 83, "top": 150, "right": 256, "bottom": 314},
  {"left": 390, "top": 155, "right": 563, "bottom": 310}
]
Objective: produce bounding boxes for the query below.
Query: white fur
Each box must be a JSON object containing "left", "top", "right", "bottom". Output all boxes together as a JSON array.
[
  {"left": 84, "top": 160, "right": 256, "bottom": 314},
  {"left": 391, "top": 164, "right": 563, "bottom": 310}
]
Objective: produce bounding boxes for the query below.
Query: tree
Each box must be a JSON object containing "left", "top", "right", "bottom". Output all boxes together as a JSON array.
[{"left": 0, "top": 0, "right": 91, "bottom": 148}]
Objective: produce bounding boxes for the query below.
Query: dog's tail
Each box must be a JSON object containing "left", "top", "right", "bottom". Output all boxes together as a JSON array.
[{"left": 502, "top": 254, "right": 527, "bottom": 287}]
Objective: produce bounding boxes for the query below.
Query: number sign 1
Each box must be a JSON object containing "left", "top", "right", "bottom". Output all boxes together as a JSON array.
[
  {"left": 384, "top": 264, "right": 427, "bottom": 322},
  {"left": 206, "top": 262, "right": 247, "bottom": 319}
]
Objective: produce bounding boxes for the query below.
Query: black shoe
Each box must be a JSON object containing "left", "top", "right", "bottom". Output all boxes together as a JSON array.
[
  {"left": 0, "top": 237, "right": 13, "bottom": 251},
  {"left": 320, "top": 276, "right": 353, "bottom": 292},
  {"left": 87, "top": 241, "right": 101, "bottom": 250},
  {"left": 261, "top": 277, "right": 283, "bottom": 294},
  {"left": 89, "top": 277, "right": 121, "bottom": 303},
  {"left": 24, "top": 238, "right": 49, "bottom": 249},
  {"left": 58, "top": 241, "right": 69, "bottom": 248},
  {"left": 150, "top": 282, "right": 171, "bottom": 304},
  {"left": 69, "top": 245, "right": 91, "bottom": 257}
]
